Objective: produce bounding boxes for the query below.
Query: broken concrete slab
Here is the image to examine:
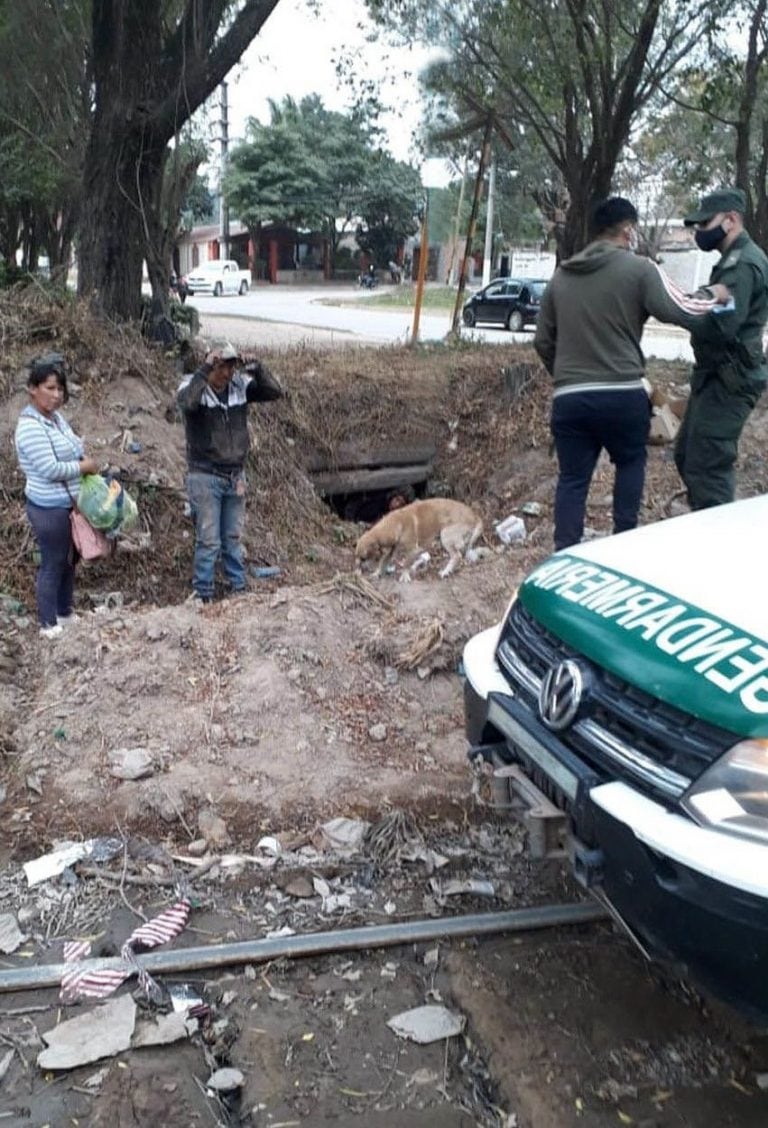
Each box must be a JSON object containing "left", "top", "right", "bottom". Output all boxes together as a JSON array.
[
  {"left": 387, "top": 1004, "right": 465, "bottom": 1045},
  {"left": 132, "top": 1010, "right": 191, "bottom": 1047},
  {"left": 37, "top": 994, "right": 136, "bottom": 1070}
]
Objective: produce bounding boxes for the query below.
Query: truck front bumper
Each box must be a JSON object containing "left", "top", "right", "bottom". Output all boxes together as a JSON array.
[{"left": 463, "top": 626, "right": 768, "bottom": 1019}]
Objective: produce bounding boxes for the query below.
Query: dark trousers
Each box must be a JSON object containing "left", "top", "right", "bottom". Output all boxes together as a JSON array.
[
  {"left": 551, "top": 388, "right": 651, "bottom": 551},
  {"left": 25, "top": 501, "right": 75, "bottom": 627},
  {"left": 674, "top": 368, "right": 764, "bottom": 510}
]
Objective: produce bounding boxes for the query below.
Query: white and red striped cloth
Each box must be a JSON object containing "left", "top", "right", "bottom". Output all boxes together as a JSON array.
[{"left": 60, "top": 899, "right": 191, "bottom": 1003}]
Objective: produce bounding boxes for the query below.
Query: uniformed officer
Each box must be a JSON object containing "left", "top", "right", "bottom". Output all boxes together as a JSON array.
[{"left": 676, "top": 187, "right": 768, "bottom": 509}]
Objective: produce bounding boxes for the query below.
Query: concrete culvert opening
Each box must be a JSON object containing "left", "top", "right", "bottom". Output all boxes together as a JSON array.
[{"left": 325, "top": 483, "right": 420, "bottom": 523}]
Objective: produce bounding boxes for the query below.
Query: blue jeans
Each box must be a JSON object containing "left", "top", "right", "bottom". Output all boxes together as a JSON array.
[
  {"left": 25, "top": 501, "right": 75, "bottom": 627},
  {"left": 187, "top": 471, "right": 246, "bottom": 599},
  {"left": 551, "top": 388, "right": 651, "bottom": 551}
]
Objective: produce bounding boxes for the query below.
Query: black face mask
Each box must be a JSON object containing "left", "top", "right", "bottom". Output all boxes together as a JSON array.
[{"left": 695, "top": 224, "right": 727, "bottom": 252}]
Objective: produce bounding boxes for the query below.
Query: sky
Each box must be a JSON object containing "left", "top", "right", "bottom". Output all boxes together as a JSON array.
[{"left": 221, "top": 0, "right": 435, "bottom": 164}]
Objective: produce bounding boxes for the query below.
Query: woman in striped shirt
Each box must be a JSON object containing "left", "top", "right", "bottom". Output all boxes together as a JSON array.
[{"left": 14, "top": 354, "right": 99, "bottom": 639}]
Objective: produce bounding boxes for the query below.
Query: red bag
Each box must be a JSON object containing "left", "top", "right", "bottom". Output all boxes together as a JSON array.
[{"left": 70, "top": 509, "right": 112, "bottom": 561}]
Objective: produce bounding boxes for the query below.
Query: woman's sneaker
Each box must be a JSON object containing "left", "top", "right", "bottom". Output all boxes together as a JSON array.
[{"left": 39, "top": 624, "right": 63, "bottom": 640}]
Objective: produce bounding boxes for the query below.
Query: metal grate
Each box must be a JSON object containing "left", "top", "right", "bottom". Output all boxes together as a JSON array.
[{"left": 496, "top": 601, "right": 735, "bottom": 795}]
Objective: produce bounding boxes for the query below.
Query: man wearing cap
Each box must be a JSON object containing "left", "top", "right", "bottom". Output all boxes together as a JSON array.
[
  {"left": 676, "top": 187, "right": 768, "bottom": 509},
  {"left": 177, "top": 342, "right": 283, "bottom": 602},
  {"left": 535, "top": 196, "right": 729, "bottom": 551}
]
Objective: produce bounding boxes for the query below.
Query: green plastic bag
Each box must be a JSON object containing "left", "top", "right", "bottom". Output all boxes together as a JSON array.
[{"left": 77, "top": 475, "right": 138, "bottom": 535}]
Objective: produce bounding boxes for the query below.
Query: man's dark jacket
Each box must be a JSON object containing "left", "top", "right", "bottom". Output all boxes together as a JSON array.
[{"left": 177, "top": 362, "right": 282, "bottom": 475}]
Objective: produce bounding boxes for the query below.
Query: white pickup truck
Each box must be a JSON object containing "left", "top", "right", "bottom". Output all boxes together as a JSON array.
[{"left": 185, "top": 259, "right": 250, "bottom": 297}]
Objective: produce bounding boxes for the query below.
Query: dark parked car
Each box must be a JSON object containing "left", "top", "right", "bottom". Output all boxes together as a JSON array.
[{"left": 462, "top": 277, "right": 548, "bottom": 331}]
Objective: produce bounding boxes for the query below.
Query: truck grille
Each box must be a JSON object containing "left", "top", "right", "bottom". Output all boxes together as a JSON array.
[{"left": 496, "top": 601, "right": 735, "bottom": 801}]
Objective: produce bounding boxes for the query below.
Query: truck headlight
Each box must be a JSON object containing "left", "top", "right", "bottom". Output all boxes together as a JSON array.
[{"left": 681, "top": 739, "right": 768, "bottom": 844}]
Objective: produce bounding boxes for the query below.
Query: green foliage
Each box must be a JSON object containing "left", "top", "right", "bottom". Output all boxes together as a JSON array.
[
  {"left": 224, "top": 94, "right": 421, "bottom": 269},
  {"left": 354, "top": 152, "right": 422, "bottom": 264},
  {"left": 366, "top": 0, "right": 727, "bottom": 255}
]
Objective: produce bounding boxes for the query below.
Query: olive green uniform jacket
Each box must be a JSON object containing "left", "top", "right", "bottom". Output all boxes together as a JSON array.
[{"left": 675, "top": 231, "right": 768, "bottom": 510}]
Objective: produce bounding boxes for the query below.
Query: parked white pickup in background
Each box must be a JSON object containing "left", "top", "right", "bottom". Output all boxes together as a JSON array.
[{"left": 186, "top": 260, "right": 251, "bottom": 297}]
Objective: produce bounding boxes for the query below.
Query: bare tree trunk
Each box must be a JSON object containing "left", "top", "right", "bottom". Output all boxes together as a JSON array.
[{"left": 78, "top": 0, "right": 281, "bottom": 319}]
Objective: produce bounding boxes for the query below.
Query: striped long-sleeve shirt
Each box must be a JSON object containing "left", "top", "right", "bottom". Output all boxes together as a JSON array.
[{"left": 14, "top": 406, "right": 84, "bottom": 508}]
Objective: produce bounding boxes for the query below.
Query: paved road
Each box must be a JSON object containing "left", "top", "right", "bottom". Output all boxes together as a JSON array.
[{"left": 191, "top": 283, "right": 695, "bottom": 360}]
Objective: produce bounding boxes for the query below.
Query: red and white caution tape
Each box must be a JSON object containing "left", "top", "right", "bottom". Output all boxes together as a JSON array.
[{"left": 60, "top": 899, "right": 191, "bottom": 1003}]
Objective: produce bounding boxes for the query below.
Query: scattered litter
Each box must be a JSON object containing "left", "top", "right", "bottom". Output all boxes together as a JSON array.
[
  {"left": 265, "top": 925, "right": 296, "bottom": 939},
  {"left": 24, "top": 837, "right": 122, "bottom": 887},
  {"left": 313, "top": 817, "right": 369, "bottom": 855},
  {"left": 495, "top": 514, "right": 527, "bottom": 545},
  {"left": 339, "top": 968, "right": 362, "bottom": 983},
  {"left": 368, "top": 723, "right": 387, "bottom": 742},
  {"left": 431, "top": 877, "right": 496, "bottom": 899},
  {"left": 387, "top": 1004, "right": 465, "bottom": 1045},
  {"left": 313, "top": 876, "right": 331, "bottom": 898},
  {"left": 380, "top": 962, "right": 398, "bottom": 980},
  {"left": 0, "top": 913, "right": 26, "bottom": 954},
  {"left": 383, "top": 900, "right": 396, "bottom": 915},
  {"left": 82, "top": 1066, "right": 109, "bottom": 1091},
  {"left": 520, "top": 501, "right": 542, "bottom": 516},
  {"left": 256, "top": 835, "right": 281, "bottom": 857},
  {"left": 207, "top": 1067, "right": 244, "bottom": 1093},
  {"left": 249, "top": 565, "right": 282, "bottom": 579},
  {"left": 169, "top": 984, "right": 205, "bottom": 1014},
  {"left": 756, "top": 1072, "right": 768, "bottom": 1091},
  {"left": 409, "top": 1068, "right": 440, "bottom": 1087},
  {"left": 424, "top": 946, "right": 439, "bottom": 970},
  {"left": 323, "top": 893, "right": 352, "bottom": 913},
  {"left": 269, "top": 988, "right": 291, "bottom": 1003},
  {"left": 411, "top": 550, "right": 431, "bottom": 573},
  {"left": 37, "top": 994, "right": 136, "bottom": 1070},
  {"left": 221, "top": 990, "right": 237, "bottom": 1008},
  {"left": 108, "top": 747, "right": 155, "bottom": 781},
  {"left": 400, "top": 845, "right": 450, "bottom": 873}
]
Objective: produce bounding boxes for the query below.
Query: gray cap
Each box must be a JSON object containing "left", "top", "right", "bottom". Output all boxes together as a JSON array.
[
  {"left": 209, "top": 340, "right": 239, "bottom": 362},
  {"left": 684, "top": 188, "right": 747, "bottom": 226}
]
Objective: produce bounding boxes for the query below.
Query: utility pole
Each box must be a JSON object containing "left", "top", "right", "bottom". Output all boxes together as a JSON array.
[
  {"left": 445, "top": 154, "right": 469, "bottom": 286},
  {"left": 449, "top": 114, "right": 493, "bottom": 336},
  {"left": 410, "top": 192, "right": 430, "bottom": 345},
  {"left": 219, "top": 81, "right": 230, "bottom": 260},
  {"left": 481, "top": 158, "right": 496, "bottom": 287}
]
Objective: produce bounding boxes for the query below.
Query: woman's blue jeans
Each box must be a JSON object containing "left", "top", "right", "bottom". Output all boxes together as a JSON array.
[
  {"left": 25, "top": 501, "right": 75, "bottom": 627},
  {"left": 187, "top": 471, "right": 246, "bottom": 599}
]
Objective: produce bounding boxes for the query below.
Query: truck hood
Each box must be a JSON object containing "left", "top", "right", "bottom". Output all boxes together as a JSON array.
[{"left": 519, "top": 496, "right": 768, "bottom": 736}]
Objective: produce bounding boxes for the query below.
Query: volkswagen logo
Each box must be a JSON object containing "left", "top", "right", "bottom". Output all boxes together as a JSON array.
[{"left": 538, "top": 660, "right": 584, "bottom": 731}]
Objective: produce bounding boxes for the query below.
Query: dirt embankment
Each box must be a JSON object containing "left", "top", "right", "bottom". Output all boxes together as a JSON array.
[{"left": 2, "top": 290, "right": 768, "bottom": 850}]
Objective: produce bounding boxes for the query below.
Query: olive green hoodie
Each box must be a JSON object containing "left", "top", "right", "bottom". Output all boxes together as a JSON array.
[{"left": 534, "top": 241, "right": 720, "bottom": 392}]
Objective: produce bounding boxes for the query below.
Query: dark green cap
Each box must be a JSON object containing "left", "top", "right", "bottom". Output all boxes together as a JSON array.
[{"left": 684, "top": 188, "right": 747, "bottom": 226}]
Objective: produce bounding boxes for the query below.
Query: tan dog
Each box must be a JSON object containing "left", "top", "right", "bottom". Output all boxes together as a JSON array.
[{"left": 355, "top": 499, "right": 483, "bottom": 581}]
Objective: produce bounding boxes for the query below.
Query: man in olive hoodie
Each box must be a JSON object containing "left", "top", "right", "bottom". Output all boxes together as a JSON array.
[{"left": 534, "top": 197, "right": 729, "bottom": 551}]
